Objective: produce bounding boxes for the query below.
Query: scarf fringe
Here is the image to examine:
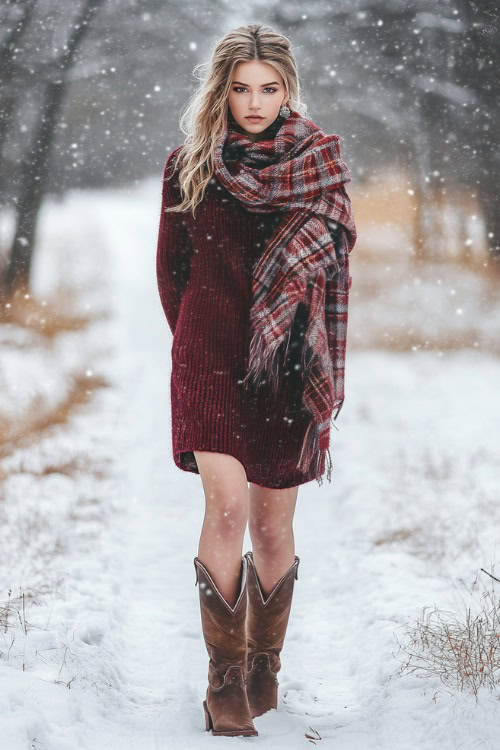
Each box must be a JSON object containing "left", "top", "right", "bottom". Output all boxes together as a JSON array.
[
  {"left": 242, "top": 324, "right": 292, "bottom": 395},
  {"left": 297, "top": 419, "right": 333, "bottom": 486}
]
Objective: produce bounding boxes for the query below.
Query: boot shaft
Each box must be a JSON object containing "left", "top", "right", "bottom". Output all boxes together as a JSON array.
[
  {"left": 194, "top": 556, "right": 249, "bottom": 680},
  {"left": 245, "top": 551, "right": 299, "bottom": 665}
]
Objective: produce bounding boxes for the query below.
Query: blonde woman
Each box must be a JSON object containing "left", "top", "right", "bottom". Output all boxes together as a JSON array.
[{"left": 156, "top": 23, "right": 356, "bottom": 737}]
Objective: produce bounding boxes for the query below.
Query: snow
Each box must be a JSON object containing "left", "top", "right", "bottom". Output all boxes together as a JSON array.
[
  {"left": 412, "top": 75, "right": 477, "bottom": 105},
  {"left": 1, "top": 177, "right": 500, "bottom": 748},
  {"left": 414, "top": 12, "right": 465, "bottom": 33}
]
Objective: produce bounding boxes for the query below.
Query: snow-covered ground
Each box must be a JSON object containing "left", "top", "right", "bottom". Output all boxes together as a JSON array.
[{"left": 1, "top": 178, "right": 499, "bottom": 749}]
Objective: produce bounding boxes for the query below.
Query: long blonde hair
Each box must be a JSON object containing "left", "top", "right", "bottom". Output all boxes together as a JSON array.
[{"left": 165, "top": 23, "right": 308, "bottom": 217}]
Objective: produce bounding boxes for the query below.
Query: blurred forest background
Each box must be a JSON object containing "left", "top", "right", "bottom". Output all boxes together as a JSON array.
[
  {"left": 0, "top": 0, "right": 499, "bottom": 299},
  {"left": 0, "top": 0, "right": 499, "bottom": 442}
]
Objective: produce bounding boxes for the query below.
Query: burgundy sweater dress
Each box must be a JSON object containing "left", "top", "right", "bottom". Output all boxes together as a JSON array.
[{"left": 156, "top": 145, "right": 326, "bottom": 489}]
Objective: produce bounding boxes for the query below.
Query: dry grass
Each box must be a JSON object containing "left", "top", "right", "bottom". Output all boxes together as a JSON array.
[
  {"left": 346, "top": 171, "right": 500, "bottom": 354},
  {"left": 0, "top": 457, "right": 110, "bottom": 494},
  {"left": 346, "top": 252, "right": 500, "bottom": 353},
  {"left": 350, "top": 170, "right": 492, "bottom": 264},
  {"left": 0, "top": 577, "right": 64, "bottom": 639},
  {"left": 0, "top": 285, "right": 109, "bottom": 338},
  {"left": 0, "top": 285, "right": 112, "bottom": 464},
  {"left": 0, "top": 583, "right": 76, "bottom": 686},
  {"left": 392, "top": 570, "right": 500, "bottom": 700},
  {"left": 0, "top": 253, "right": 117, "bottom": 693},
  {"left": 374, "top": 528, "right": 421, "bottom": 546},
  {"left": 372, "top": 519, "right": 480, "bottom": 567},
  {"left": 15, "top": 457, "right": 107, "bottom": 479},
  {"left": 0, "top": 370, "right": 111, "bottom": 458},
  {"left": 305, "top": 726, "right": 322, "bottom": 744}
]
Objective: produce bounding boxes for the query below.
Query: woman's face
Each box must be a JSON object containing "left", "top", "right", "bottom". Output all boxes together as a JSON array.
[{"left": 228, "top": 60, "right": 288, "bottom": 141}]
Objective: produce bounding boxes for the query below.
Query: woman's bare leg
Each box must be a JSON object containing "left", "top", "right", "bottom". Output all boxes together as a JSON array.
[
  {"left": 248, "top": 483, "right": 299, "bottom": 597},
  {"left": 194, "top": 450, "right": 249, "bottom": 608}
]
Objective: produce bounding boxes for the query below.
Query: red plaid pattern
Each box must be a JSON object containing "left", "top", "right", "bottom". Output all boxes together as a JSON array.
[{"left": 213, "top": 111, "right": 357, "bottom": 485}]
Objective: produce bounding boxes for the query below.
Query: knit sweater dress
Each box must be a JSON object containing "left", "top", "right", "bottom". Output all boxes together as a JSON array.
[{"left": 156, "top": 145, "right": 326, "bottom": 489}]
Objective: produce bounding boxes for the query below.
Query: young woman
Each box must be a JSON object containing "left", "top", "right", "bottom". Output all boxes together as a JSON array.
[{"left": 156, "top": 23, "right": 356, "bottom": 737}]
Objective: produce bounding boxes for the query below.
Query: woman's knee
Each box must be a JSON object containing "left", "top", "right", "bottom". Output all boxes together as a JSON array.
[
  {"left": 248, "top": 516, "right": 293, "bottom": 552},
  {"left": 195, "top": 450, "right": 249, "bottom": 532}
]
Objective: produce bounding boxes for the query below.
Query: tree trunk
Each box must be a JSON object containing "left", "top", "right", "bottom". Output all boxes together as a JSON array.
[
  {"left": 3, "top": 80, "right": 66, "bottom": 297},
  {"left": 0, "top": 0, "right": 106, "bottom": 302},
  {"left": 408, "top": 96, "right": 441, "bottom": 261},
  {"left": 0, "top": 0, "right": 38, "bottom": 198}
]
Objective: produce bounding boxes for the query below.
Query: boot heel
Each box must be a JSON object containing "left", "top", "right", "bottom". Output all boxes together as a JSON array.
[{"left": 203, "top": 699, "right": 213, "bottom": 731}]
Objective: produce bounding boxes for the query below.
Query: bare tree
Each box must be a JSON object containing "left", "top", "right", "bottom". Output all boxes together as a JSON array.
[
  {"left": 0, "top": 0, "right": 106, "bottom": 303},
  {"left": 0, "top": 0, "right": 38, "bottom": 199}
]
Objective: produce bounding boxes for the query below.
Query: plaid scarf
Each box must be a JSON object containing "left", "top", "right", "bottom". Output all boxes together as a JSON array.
[{"left": 213, "top": 110, "right": 357, "bottom": 485}]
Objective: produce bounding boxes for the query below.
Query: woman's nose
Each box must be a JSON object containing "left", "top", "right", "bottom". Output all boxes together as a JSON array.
[{"left": 249, "top": 93, "right": 262, "bottom": 108}]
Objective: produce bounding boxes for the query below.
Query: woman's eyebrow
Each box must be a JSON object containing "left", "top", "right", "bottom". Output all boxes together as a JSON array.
[{"left": 232, "top": 80, "right": 280, "bottom": 87}]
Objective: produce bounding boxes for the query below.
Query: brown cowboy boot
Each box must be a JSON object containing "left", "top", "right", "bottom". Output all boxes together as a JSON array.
[
  {"left": 194, "top": 555, "right": 258, "bottom": 737},
  {"left": 244, "top": 550, "right": 300, "bottom": 718}
]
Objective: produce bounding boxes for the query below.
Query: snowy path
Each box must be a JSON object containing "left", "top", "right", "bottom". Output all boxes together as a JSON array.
[{"left": 2, "top": 180, "right": 500, "bottom": 748}]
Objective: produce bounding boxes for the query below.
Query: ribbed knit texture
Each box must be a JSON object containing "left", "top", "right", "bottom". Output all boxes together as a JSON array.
[{"left": 156, "top": 146, "right": 327, "bottom": 489}]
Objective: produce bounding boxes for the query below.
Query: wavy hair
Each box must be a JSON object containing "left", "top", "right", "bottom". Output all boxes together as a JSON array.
[{"left": 164, "top": 23, "right": 308, "bottom": 217}]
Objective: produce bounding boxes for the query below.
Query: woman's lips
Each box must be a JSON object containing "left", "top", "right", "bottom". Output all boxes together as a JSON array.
[{"left": 246, "top": 116, "right": 264, "bottom": 121}]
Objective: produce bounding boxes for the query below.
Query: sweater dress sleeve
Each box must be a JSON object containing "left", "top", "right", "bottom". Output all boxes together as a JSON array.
[{"left": 156, "top": 149, "right": 193, "bottom": 336}]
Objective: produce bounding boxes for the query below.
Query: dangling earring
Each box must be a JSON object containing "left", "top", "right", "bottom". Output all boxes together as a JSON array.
[{"left": 279, "top": 103, "right": 291, "bottom": 119}]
